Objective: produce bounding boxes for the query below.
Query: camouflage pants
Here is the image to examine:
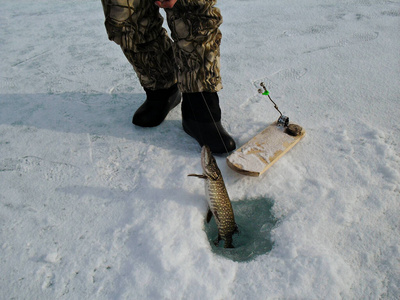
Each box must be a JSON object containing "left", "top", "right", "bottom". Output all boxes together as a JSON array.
[{"left": 101, "top": 0, "right": 223, "bottom": 92}]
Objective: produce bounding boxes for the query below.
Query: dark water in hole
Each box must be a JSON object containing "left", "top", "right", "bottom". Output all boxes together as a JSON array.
[{"left": 204, "top": 197, "right": 278, "bottom": 262}]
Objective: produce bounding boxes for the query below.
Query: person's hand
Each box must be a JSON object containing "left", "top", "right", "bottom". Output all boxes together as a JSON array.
[{"left": 155, "top": 0, "right": 177, "bottom": 8}]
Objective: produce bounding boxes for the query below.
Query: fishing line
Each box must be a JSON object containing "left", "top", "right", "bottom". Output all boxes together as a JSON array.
[
  {"left": 186, "top": 93, "right": 205, "bottom": 146},
  {"left": 200, "top": 91, "right": 230, "bottom": 155}
]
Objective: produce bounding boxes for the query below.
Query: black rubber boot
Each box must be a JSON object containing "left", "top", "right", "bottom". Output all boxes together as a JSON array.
[
  {"left": 132, "top": 84, "right": 181, "bottom": 127},
  {"left": 181, "top": 92, "right": 236, "bottom": 154}
]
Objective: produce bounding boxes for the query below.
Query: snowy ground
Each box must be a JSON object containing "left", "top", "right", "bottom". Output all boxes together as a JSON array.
[{"left": 1, "top": 0, "right": 400, "bottom": 299}]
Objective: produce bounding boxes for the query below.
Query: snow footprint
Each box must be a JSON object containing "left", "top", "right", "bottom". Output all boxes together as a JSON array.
[
  {"left": 240, "top": 69, "right": 308, "bottom": 111},
  {"left": 335, "top": 123, "right": 400, "bottom": 187},
  {"left": 253, "top": 68, "right": 308, "bottom": 86},
  {"left": 305, "top": 31, "right": 379, "bottom": 54},
  {"left": 36, "top": 252, "right": 61, "bottom": 290}
]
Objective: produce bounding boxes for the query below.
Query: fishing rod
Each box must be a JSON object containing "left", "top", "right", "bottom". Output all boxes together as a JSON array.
[{"left": 258, "top": 82, "right": 289, "bottom": 127}]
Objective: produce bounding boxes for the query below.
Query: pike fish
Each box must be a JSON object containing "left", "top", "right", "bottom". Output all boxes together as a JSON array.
[{"left": 189, "top": 145, "right": 238, "bottom": 248}]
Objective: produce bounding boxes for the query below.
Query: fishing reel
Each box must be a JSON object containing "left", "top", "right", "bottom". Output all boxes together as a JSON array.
[{"left": 277, "top": 114, "right": 290, "bottom": 128}]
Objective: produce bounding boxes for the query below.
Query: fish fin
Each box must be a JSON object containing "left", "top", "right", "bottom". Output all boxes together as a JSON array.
[
  {"left": 188, "top": 174, "right": 207, "bottom": 179},
  {"left": 214, "top": 234, "right": 222, "bottom": 246},
  {"left": 209, "top": 173, "right": 221, "bottom": 181},
  {"left": 223, "top": 236, "right": 235, "bottom": 248},
  {"left": 206, "top": 207, "right": 213, "bottom": 223}
]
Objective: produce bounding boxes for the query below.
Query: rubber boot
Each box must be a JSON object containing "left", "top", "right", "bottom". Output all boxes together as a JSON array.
[
  {"left": 181, "top": 92, "right": 236, "bottom": 154},
  {"left": 132, "top": 84, "right": 181, "bottom": 127}
]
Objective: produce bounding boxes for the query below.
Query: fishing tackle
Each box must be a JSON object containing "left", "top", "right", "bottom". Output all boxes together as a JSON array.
[{"left": 258, "top": 82, "right": 289, "bottom": 127}]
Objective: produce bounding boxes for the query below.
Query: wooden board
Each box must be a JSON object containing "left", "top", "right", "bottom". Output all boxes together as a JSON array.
[{"left": 226, "top": 122, "right": 305, "bottom": 176}]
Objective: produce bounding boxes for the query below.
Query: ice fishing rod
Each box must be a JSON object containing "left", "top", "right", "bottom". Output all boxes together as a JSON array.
[
  {"left": 258, "top": 82, "right": 289, "bottom": 127},
  {"left": 258, "top": 82, "right": 302, "bottom": 136}
]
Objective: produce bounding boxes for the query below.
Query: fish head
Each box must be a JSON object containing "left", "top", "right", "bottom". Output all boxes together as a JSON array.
[{"left": 201, "top": 145, "right": 221, "bottom": 180}]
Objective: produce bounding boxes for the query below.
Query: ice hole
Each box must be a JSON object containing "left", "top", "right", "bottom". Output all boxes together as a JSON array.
[{"left": 204, "top": 197, "right": 278, "bottom": 262}]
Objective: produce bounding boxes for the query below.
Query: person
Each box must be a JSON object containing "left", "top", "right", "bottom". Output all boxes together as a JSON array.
[{"left": 101, "top": 0, "right": 236, "bottom": 153}]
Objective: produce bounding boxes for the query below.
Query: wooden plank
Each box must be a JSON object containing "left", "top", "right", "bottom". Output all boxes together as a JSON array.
[{"left": 226, "top": 122, "right": 306, "bottom": 176}]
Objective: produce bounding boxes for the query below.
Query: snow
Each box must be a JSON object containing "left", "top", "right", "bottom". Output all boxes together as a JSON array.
[{"left": 1, "top": 0, "right": 399, "bottom": 299}]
